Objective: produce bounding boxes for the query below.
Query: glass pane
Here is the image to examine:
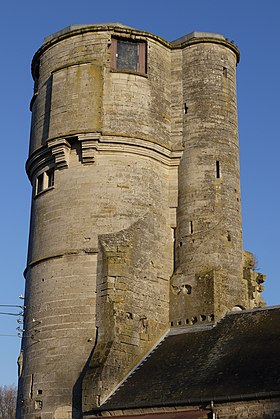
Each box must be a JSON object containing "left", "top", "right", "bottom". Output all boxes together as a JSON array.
[{"left": 117, "top": 41, "right": 138, "bottom": 72}]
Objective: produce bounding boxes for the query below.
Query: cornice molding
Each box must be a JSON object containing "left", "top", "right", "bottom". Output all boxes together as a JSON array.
[{"left": 26, "top": 133, "right": 182, "bottom": 178}]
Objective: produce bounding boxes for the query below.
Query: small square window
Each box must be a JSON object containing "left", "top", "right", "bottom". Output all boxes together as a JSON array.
[{"left": 111, "top": 38, "right": 146, "bottom": 74}]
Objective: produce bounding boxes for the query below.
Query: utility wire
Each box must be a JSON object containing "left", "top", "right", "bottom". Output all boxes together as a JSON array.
[
  {"left": 0, "top": 334, "right": 20, "bottom": 337},
  {"left": 0, "top": 312, "right": 23, "bottom": 317},
  {"left": 0, "top": 304, "right": 25, "bottom": 308}
]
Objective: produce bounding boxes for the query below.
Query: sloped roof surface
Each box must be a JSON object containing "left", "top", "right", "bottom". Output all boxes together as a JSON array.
[{"left": 100, "top": 306, "right": 280, "bottom": 411}]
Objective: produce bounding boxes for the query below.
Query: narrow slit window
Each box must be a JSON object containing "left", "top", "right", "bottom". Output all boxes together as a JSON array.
[
  {"left": 184, "top": 103, "right": 188, "bottom": 114},
  {"left": 46, "top": 169, "right": 54, "bottom": 188},
  {"left": 223, "top": 67, "right": 228, "bottom": 77},
  {"left": 189, "top": 221, "right": 193, "bottom": 234},
  {"left": 36, "top": 174, "right": 44, "bottom": 194},
  {"left": 172, "top": 227, "right": 176, "bottom": 271},
  {"left": 216, "top": 161, "right": 220, "bottom": 178}
]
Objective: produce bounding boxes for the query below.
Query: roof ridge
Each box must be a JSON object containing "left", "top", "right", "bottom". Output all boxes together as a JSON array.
[{"left": 168, "top": 322, "right": 215, "bottom": 335}]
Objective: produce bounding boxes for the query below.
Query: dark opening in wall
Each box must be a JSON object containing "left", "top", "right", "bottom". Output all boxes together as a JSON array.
[
  {"left": 216, "top": 161, "right": 220, "bottom": 178},
  {"left": 172, "top": 227, "right": 176, "bottom": 271},
  {"left": 209, "top": 314, "right": 215, "bottom": 322},
  {"left": 223, "top": 67, "right": 228, "bottom": 77},
  {"left": 111, "top": 38, "right": 146, "bottom": 73},
  {"left": 191, "top": 316, "right": 198, "bottom": 325},
  {"left": 46, "top": 169, "right": 54, "bottom": 188},
  {"left": 189, "top": 221, "right": 193, "bottom": 234},
  {"left": 184, "top": 103, "right": 188, "bottom": 114},
  {"left": 36, "top": 174, "right": 44, "bottom": 194}
]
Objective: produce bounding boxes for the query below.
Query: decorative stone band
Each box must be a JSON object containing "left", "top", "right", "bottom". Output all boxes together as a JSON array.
[
  {"left": 25, "top": 146, "right": 54, "bottom": 183},
  {"left": 93, "top": 134, "right": 183, "bottom": 166},
  {"left": 78, "top": 133, "right": 101, "bottom": 164},
  {"left": 48, "top": 138, "right": 71, "bottom": 169},
  {"left": 26, "top": 132, "right": 183, "bottom": 180},
  {"left": 24, "top": 248, "right": 99, "bottom": 279}
]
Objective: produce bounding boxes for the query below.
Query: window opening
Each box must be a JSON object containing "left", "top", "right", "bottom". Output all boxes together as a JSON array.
[
  {"left": 189, "top": 221, "right": 193, "bottom": 234},
  {"left": 111, "top": 38, "right": 146, "bottom": 73},
  {"left": 35, "top": 168, "right": 55, "bottom": 195},
  {"left": 172, "top": 227, "right": 176, "bottom": 272},
  {"left": 36, "top": 174, "right": 44, "bottom": 194},
  {"left": 191, "top": 316, "right": 198, "bottom": 325},
  {"left": 216, "top": 161, "right": 220, "bottom": 178},
  {"left": 46, "top": 169, "right": 54, "bottom": 188},
  {"left": 223, "top": 67, "right": 228, "bottom": 77}
]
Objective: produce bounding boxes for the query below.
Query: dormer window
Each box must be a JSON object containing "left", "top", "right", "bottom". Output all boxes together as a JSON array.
[{"left": 111, "top": 38, "right": 146, "bottom": 74}]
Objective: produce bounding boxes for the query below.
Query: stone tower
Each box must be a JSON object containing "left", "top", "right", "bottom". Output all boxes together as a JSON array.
[{"left": 17, "top": 24, "right": 264, "bottom": 418}]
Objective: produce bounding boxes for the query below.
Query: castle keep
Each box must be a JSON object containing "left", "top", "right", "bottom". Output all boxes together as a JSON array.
[{"left": 17, "top": 24, "right": 279, "bottom": 419}]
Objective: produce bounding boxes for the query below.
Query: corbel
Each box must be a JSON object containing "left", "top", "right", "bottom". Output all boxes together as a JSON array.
[
  {"left": 78, "top": 133, "right": 101, "bottom": 164},
  {"left": 47, "top": 138, "right": 71, "bottom": 169}
]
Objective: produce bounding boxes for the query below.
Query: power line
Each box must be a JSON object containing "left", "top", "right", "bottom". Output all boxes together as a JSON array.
[
  {"left": 0, "top": 334, "right": 20, "bottom": 337},
  {"left": 0, "top": 304, "right": 25, "bottom": 308}
]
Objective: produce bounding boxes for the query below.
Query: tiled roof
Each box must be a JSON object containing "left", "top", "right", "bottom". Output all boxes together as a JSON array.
[{"left": 99, "top": 306, "right": 280, "bottom": 411}]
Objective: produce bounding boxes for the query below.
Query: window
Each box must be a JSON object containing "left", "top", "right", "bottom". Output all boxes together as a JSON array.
[
  {"left": 189, "top": 221, "right": 193, "bottom": 234},
  {"left": 36, "top": 174, "right": 44, "bottom": 194},
  {"left": 35, "top": 169, "right": 55, "bottom": 195},
  {"left": 111, "top": 38, "right": 146, "bottom": 73},
  {"left": 216, "top": 161, "right": 220, "bottom": 178},
  {"left": 46, "top": 169, "right": 54, "bottom": 188}
]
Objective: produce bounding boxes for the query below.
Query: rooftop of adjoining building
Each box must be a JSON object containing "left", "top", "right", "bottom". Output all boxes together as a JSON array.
[{"left": 88, "top": 305, "right": 280, "bottom": 414}]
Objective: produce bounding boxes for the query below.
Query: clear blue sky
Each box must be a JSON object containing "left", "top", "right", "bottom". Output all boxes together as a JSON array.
[{"left": 0, "top": 0, "right": 279, "bottom": 386}]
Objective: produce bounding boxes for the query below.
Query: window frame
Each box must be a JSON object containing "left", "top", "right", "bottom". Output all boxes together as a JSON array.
[
  {"left": 36, "top": 173, "right": 44, "bottom": 194},
  {"left": 35, "top": 168, "right": 55, "bottom": 196},
  {"left": 111, "top": 37, "right": 147, "bottom": 74}
]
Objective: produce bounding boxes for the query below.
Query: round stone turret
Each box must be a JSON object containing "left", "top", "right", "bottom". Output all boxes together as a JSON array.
[
  {"left": 20, "top": 23, "right": 179, "bottom": 418},
  {"left": 170, "top": 31, "right": 244, "bottom": 325}
]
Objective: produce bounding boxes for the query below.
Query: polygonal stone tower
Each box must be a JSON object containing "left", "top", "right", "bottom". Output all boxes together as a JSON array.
[{"left": 17, "top": 24, "right": 265, "bottom": 418}]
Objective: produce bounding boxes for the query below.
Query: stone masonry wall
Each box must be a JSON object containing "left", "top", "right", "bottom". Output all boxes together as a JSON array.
[
  {"left": 20, "top": 26, "right": 178, "bottom": 418},
  {"left": 170, "top": 42, "right": 244, "bottom": 324}
]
